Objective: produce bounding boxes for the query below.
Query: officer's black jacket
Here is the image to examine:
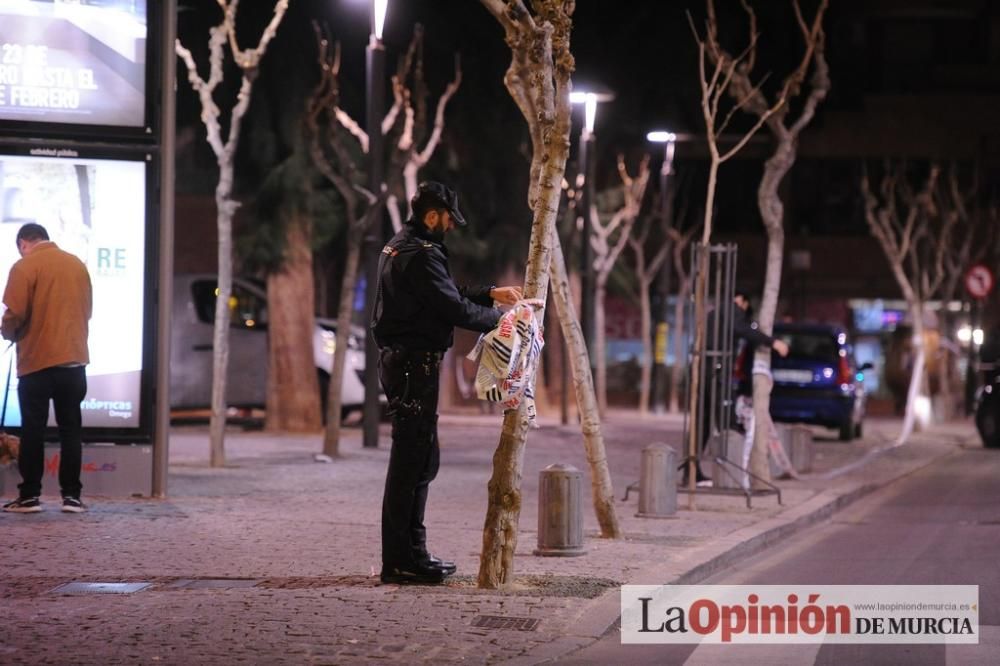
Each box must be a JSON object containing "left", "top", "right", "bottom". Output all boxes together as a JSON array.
[
  {"left": 705, "top": 304, "right": 775, "bottom": 351},
  {"left": 706, "top": 304, "right": 776, "bottom": 397},
  {"left": 371, "top": 220, "right": 502, "bottom": 352}
]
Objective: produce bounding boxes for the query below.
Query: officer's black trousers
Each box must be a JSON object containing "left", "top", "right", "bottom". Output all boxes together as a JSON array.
[{"left": 378, "top": 348, "right": 442, "bottom": 569}]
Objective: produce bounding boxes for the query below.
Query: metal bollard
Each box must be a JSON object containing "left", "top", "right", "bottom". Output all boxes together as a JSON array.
[
  {"left": 534, "top": 463, "right": 586, "bottom": 557},
  {"left": 772, "top": 424, "right": 813, "bottom": 476},
  {"left": 636, "top": 444, "right": 677, "bottom": 518},
  {"left": 712, "top": 429, "right": 746, "bottom": 489},
  {"left": 790, "top": 425, "right": 813, "bottom": 473}
]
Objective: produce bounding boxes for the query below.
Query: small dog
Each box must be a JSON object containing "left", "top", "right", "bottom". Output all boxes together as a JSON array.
[{"left": 0, "top": 432, "right": 19, "bottom": 466}]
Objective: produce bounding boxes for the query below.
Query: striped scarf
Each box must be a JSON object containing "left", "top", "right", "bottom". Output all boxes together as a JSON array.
[{"left": 467, "top": 300, "right": 545, "bottom": 424}]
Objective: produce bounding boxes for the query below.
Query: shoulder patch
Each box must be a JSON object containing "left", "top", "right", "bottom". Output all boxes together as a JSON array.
[{"left": 381, "top": 244, "right": 399, "bottom": 257}]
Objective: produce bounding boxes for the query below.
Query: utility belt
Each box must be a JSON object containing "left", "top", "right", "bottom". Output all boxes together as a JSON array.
[{"left": 381, "top": 345, "right": 444, "bottom": 364}]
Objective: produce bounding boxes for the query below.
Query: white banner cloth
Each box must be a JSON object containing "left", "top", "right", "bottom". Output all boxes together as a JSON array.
[{"left": 467, "top": 299, "right": 545, "bottom": 424}]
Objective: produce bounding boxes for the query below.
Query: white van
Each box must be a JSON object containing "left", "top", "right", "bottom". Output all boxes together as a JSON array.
[{"left": 170, "top": 274, "right": 370, "bottom": 417}]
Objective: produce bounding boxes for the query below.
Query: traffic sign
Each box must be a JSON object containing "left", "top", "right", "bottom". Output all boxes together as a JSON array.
[{"left": 964, "top": 264, "right": 996, "bottom": 300}]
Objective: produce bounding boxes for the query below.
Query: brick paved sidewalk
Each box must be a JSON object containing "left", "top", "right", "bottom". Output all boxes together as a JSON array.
[{"left": 0, "top": 413, "right": 972, "bottom": 665}]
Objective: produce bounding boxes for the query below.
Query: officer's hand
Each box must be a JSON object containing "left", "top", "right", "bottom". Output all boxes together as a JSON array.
[
  {"left": 490, "top": 286, "right": 523, "bottom": 305},
  {"left": 772, "top": 339, "right": 790, "bottom": 357}
]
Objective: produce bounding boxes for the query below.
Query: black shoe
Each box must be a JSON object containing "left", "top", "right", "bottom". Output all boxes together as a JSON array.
[
  {"left": 420, "top": 554, "right": 457, "bottom": 576},
  {"left": 681, "top": 474, "right": 712, "bottom": 486},
  {"left": 61, "top": 497, "right": 87, "bottom": 513},
  {"left": 3, "top": 496, "right": 41, "bottom": 513},
  {"left": 380, "top": 563, "right": 446, "bottom": 585}
]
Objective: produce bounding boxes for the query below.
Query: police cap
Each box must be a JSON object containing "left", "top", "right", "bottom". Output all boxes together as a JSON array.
[{"left": 412, "top": 181, "right": 467, "bottom": 227}]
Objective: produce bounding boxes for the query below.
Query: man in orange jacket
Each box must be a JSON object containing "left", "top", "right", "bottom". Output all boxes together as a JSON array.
[{"left": 1, "top": 223, "right": 92, "bottom": 514}]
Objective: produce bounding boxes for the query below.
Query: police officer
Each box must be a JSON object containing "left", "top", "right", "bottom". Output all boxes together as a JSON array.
[{"left": 372, "top": 181, "right": 522, "bottom": 584}]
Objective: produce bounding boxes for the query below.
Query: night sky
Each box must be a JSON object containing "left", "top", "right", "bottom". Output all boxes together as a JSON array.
[{"left": 175, "top": 1, "right": 1000, "bottom": 253}]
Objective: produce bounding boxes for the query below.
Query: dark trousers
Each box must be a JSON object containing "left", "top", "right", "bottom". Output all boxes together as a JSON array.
[
  {"left": 378, "top": 348, "right": 441, "bottom": 568},
  {"left": 16, "top": 366, "right": 87, "bottom": 499}
]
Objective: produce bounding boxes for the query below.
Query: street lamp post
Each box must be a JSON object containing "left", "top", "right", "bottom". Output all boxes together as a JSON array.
[
  {"left": 578, "top": 104, "right": 596, "bottom": 363},
  {"left": 647, "top": 132, "right": 677, "bottom": 221},
  {"left": 646, "top": 131, "right": 676, "bottom": 413},
  {"left": 154, "top": 0, "right": 178, "bottom": 497},
  {"left": 570, "top": 90, "right": 612, "bottom": 368},
  {"left": 362, "top": 0, "right": 389, "bottom": 449}
]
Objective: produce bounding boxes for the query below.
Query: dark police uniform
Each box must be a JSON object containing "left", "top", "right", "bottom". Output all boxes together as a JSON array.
[{"left": 371, "top": 218, "right": 501, "bottom": 578}]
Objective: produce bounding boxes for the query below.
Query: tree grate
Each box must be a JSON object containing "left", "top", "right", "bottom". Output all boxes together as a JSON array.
[{"left": 471, "top": 615, "right": 540, "bottom": 631}]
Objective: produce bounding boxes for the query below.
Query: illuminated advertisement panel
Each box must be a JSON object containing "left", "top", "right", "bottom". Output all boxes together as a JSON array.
[
  {"left": 0, "top": 144, "right": 151, "bottom": 433},
  {"left": 0, "top": 0, "right": 151, "bottom": 133}
]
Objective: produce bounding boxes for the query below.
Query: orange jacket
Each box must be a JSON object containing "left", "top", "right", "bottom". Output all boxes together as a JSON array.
[{"left": 1, "top": 242, "right": 92, "bottom": 377}]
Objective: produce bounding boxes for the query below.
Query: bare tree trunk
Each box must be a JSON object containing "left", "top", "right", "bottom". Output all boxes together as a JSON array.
[
  {"left": 588, "top": 157, "right": 648, "bottom": 415},
  {"left": 177, "top": 0, "right": 289, "bottom": 467},
  {"left": 478, "top": 109, "right": 559, "bottom": 583},
  {"left": 626, "top": 189, "right": 675, "bottom": 416},
  {"left": 478, "top": 157, "right": 567, "bottom": 588},
  {"left": 549, "top": 231, "right": 620, "bottom": 538},
  {"left": 683, "top": 159, "right": 720, "bottom": 494},
  {"left": 688, "top": 0, "right": 793, "bottom": 496},
  {"left": 862, "top": 164, "right": 945, "bottom": 445},
  {"left": 209, "top": 177, "right": 236, "bottom": 467},
  {"left": 387, "top": 33, "right": 461, "bottom": 234},
  {"left": 685, "top": 264, "right": 708, "bottom": 499},
  {"left": 266, "top": 213, "right": 321, "bottom": 432},
  {"left": 900, "top": 305, "right": 927, "bottom": 443},
  {"left": 386, "top": 194, "right": 403, "bottom": 233},
  {"left": 207, "top": 71, "right": 255, "bottom": 467},
  {"left": 305, "top": 30, "right": 388, "bottom": 457},
  {"left": 403, "top": 162, "right": 420, "bottom": 210},
  {"left": 594, "top": 280, "right": 608, "bottom": 414},
  {"left": 703, "top": 0, "right": 830, "bottom": 486},
  {"left": 477, "top": 0, "right": 574, "bottom": 590},
  {"left": 323, "top": 217, "right": 366, "bottom": 456},
  {"left": 749, "top": 139, "right": 791, "bottom": 487}
]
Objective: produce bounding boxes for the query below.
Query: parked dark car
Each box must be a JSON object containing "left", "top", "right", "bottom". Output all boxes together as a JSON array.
[{"left": 738, "top": 323, "right": 872, "bottom": 441}]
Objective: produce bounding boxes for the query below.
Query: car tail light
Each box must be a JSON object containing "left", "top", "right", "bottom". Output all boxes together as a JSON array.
[{"left": 837, "top": 355, "right": 852, "bottom": 385}]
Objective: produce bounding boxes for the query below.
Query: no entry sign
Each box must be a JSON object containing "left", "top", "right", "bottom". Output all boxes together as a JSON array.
[{"left": 964, "top": 264, "right": 996, "bottom": 300}]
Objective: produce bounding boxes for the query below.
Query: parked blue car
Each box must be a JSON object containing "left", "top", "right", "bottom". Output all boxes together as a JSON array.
[{"left": 739, "top": 323, "right": 872, "bottom": 441}]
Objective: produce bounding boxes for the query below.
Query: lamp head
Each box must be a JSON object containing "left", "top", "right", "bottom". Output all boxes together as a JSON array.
[
  {"left": 373, "top": 0, "right": 388, "bottom": 40},
  {"left": 570, "top": 85, "right": 614, "bottom": 136},
  {"left": 646, "top": 131, "right": 677, "bottom": 143}
]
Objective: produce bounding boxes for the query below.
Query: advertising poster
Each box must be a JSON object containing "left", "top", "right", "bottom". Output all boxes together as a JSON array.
[
  {"left": 0, "top": 147, "right": 146, "bottom": 429},
  {"left": 0, "top": 0, "right": 148, "bottom": 127}
]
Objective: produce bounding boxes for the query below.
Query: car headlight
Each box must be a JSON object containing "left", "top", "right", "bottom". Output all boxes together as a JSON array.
[{"left": 321, "top": 329, "right": 336, "bottom": 355}]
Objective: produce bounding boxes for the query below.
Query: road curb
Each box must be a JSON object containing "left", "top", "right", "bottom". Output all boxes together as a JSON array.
[{"left": 519, "top": 440, "right": 960, "bottom": 664}]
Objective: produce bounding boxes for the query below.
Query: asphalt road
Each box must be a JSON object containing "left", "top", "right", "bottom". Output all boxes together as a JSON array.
[{"left": 560, "top": 444, "right": 1000, "bottom": 665}]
